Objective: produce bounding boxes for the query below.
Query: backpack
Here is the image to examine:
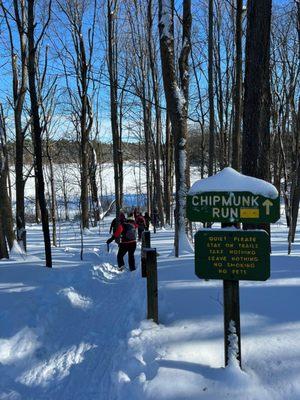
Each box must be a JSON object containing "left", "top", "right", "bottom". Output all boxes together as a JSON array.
[
  {"left": 121, "top": 222, "right": 136, "bottom": 242},
  {"left": 137, "top": 215, "right": 145, "bottom": 229}
]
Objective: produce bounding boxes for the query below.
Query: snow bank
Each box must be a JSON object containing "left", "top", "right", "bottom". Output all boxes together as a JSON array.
[
  {"left": 188, "top": 167, "right": 278, "bottom": 198},
  {"left": 1, "top": 219, "right": 300, "bottom": 400}
]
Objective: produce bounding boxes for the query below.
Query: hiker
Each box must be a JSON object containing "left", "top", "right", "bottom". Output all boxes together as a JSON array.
[
  {"left": 106, "top": 213, "right": 137, "bottom": 271},
  {"left": 109, "top": 211, "right": 125, "bottom": 234},
  {"left": 144, "top": 212, "right": 151, "bottom": 231},
  {"left": 152, "top": 209, "right": 159, "bottom": 233},
  {"left": 133, "top": 207, "right": 140, "bottom": 221},
  {"left": 135, "top": 212, "right": 146, "bottom": 241}
]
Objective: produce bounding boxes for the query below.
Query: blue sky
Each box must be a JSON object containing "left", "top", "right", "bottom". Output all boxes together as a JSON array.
[{"left": 0, "top": 0, "right": 297, "bottom": 142}]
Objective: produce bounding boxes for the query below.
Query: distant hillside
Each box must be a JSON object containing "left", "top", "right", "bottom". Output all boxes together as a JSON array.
[{"left": 6, "top": 132, "right": 207, "bottom": 166}]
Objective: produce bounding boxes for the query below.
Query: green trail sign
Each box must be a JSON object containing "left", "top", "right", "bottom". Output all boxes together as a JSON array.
[
  {"left": 186, "top": 191, "right": 280, "bottom": 223},
  {"left": 195, "top": 229, "right": 270, "bottom": 281}
]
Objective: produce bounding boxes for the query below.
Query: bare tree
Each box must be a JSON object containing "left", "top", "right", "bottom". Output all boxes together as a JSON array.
[
  {"left": 242, "top": 0, "right": 272, "bottom": 181},
  {"left": 40, "top": 77, "right": 59, "bottom": 247},
  {"left": 288, "top": 0, "right": 300, "bottom": 249},
  {"left": 147, "top": 0, "right": 164, "bottom": 225},
  {"left": 27, "top": 0, "right": 52, "bottom": 267},
  {"left": 0, "top": 106, "right": 16, "bottom": 256},
  {"left": 231, "top": 0, "right": 243, "bottom": 171},
  {"left": 89, "top": 140, "right": 100, "bottom": 226},
  {"left": 163, "top": 112, "right": 174, "bottom": 225},
  {"left": 208, "top": 0, "right": 215, "bottom": 175},
  {"left": 107, "top": 0, "right": 123, "bottom": 218},
  {"left": 1, "top": 0, "right": 29, "bottom": 249},
  {"left": 158, "top": 0, "right": 192, "bottom": 256},
  {"left": 55, "top": 0, "right": 97, "bottom": 230}
]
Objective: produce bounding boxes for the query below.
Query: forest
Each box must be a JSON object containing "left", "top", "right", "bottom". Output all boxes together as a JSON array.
[{"left": 0, "top": 0, "right": 299, "bottom": 266}]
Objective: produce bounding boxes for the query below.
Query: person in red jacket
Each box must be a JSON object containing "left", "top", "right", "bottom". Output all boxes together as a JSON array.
[{"left": 106, "top": 213, "right": 137, "bottom": 271}]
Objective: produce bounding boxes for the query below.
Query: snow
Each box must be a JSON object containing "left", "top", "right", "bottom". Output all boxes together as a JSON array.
[
  {"left": 227, "top": 321, "right": 240, "bottom": 369},
  {"left": 9, "top": 241, "right": 25, "bottom": 258},
  {"left": 1, "top": 216, "right": 300, "bottom": 399},
  {"left": 9, "top": 162, "right": 148, "bottom": 203},
  {"left": 188, "top": 167, "right": 279, "bottom": 199},
  {"left": 175, "top": 85, "right": 186, "bottom": 114},
  {"left": 171, "top": 229, "right": 193, "bottom": 256}
]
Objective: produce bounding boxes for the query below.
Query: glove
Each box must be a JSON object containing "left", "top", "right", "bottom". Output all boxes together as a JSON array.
[{"left": 106, "top": 236, "right": 114, "bottom": 244}]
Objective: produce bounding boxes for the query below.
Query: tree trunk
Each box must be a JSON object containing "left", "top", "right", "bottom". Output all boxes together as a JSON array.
[
  {"left": 214, "top": 4, "right": 226, "bottom": 169},
  {"left": 288, "top": 2, "right": 300, "bottom": 246},
  {"left": 232, "top": 0, "right": 243, "bottom": 171},
  {"left": 107, "top": 0, "right": 122, "bottom": 218},
  {"left": 242, "top": 0, "right": 272, "bottom": 181},
  {"left": 147, "top": 0, "right": 165, "bottom": 225},
  {"left": 164, "top": 113, "right": 173, "bottom": 225},
  {"left": 0, "top": 210, "right": 8, "bottom": 259},
  {"left": 27, "top": 0, "right": 52, "bottom": 268},
  {"left": 208, "top": 0, "right": 215, "bottom": 176},
  {"left": 158, "top": 0, "right": 192, "bottom": 256},
  {"left": 143, "top": 98, "right": 152, "bottom": 215},
  {"left": 289, "top": 100, "right": 300, "bottom": 246},
  {"left": 0, "top": 108, "right": 16, "bottom": 251},
  {"left": 242, "top": 0, "right": 272, "bottom": 242},
  {"left": 45, "top": 139, "right": 57, "bottom": 247},
  {"left": 34, "top": 169, "right": 41, "bottom": 223},
  {"left": 89, "top": 143, "right": 100, "bottom": 226},
  {"left": 79, "top": 34, "right": 90, "bottom": 230},
  {"left": 1, "top": 0, "right": 28, "bottom": 249}
]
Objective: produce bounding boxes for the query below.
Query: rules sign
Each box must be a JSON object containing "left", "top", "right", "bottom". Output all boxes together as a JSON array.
[{"left": 195, "top": 229, "right": 270, "bottom": 281}]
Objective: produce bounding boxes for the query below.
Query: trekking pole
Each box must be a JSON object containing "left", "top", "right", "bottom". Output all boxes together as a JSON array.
[{"left": 107, "top": 243, "right": 110, "bottom": 253}]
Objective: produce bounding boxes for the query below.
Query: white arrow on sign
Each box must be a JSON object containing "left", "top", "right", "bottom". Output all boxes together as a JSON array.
[{"left": 262, "top": 199, "right": 273, "bottom": 215}]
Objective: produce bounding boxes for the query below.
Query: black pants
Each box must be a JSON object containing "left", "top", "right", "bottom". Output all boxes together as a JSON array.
[
  {"left": 138, "top": 227, "right": 144, "bottom": 241},
  {"left": 117, "top": 242, "right": 136, "bottom": 270}
]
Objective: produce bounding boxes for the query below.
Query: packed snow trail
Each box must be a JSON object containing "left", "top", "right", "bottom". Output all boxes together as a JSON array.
[
  {"left": 0, "top": 223, "right": 146, "bottom": 400},
  {"left": 1, "top": 221, "right": 300, "bottom": 400}
]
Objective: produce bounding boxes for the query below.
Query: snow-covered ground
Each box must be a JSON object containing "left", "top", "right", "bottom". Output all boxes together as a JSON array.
[
  {"left": 0, "top": 216, "right": 300, "bottom": 400},
  {"left": 10, "top": 162, "right": 150, "bottom": 202}
]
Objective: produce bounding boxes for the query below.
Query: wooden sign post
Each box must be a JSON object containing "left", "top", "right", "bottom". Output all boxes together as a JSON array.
[
  {"left": 223, "top": 279, "right": 241, "bottom": 366},
  {"left": 186, "top": 168, "right": 280, "bottom": 368}
]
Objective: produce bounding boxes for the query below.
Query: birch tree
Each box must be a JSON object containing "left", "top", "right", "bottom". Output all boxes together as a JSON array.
[{"left": 158, "top": 0, "right": 192, "bottom": 256}]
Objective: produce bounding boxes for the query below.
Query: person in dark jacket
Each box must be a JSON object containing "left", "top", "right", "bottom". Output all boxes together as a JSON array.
[
  {"left": 151, "top": 209, "right": 159, "bottom": 233},
  {"left": 109, "top": 212, "right": 125, "bottom": 234},
  {"left": 133, "top": 207, "right": 139, "bottom": 221},
  {"left": 135, "top": 212, "right": 146, "bottom": 241},
  {"left": 144, "top": 212, "right": 151, "bottom": 230},
  {"left": 106, "top": 213, "right": 137, "bottom": 271}
]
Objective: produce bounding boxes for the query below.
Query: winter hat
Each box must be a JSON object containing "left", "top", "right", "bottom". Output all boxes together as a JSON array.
[
  {"left": 127, "top": 212, "right": 135, "bottom": 221},
  {"left": 119, "top": 212, "right": 125, "bottom": 222}
]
